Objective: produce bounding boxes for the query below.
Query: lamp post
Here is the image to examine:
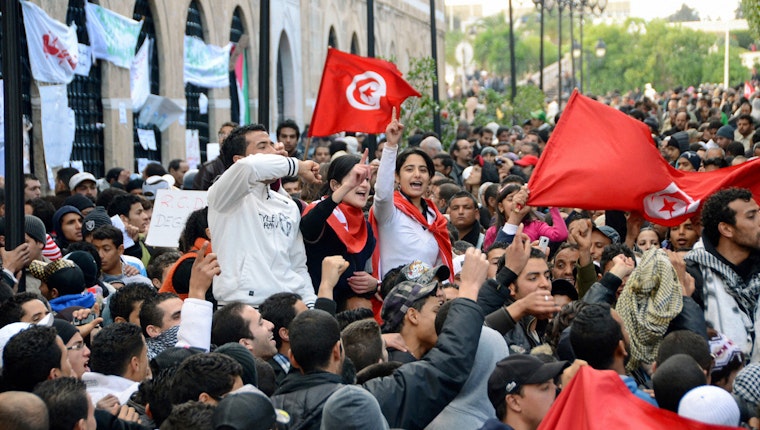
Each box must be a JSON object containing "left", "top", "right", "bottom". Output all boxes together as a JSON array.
[
  {"left": 508, "top": 0, "right": 517, "bottom": 100},
  {"left": 532, "top": 0, "right": 556, "bottom": 92}
]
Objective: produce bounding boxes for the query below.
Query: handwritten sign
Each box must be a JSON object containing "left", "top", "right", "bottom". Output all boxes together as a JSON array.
[{"left": 145, "top": 189, "right": 208, "bottom": 248}]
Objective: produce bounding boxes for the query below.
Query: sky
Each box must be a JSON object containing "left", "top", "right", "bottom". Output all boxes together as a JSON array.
[{"left": 629, "top": 0, "right": 741, "bottom": 21}]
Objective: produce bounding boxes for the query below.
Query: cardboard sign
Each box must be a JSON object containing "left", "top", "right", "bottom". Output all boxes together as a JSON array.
[{"left": 145, "top": 189, "right": 207, "bottom": 248}]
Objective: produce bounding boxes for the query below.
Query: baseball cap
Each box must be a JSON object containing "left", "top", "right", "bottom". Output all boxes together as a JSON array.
[
  {"left": 143, "top": 174, "right": 175, "bottom": 200},
  {"left": 380, "top": 280, "right": 439, "bottom": 333},
  {"left": 551, "top": 279, "right": 578, "bottom": 301},
  {"left": 212, "top": 391, "right": 282, "bottom": 430},
  {"left": 515, "top": 155, "right": 539, "bottom": 167},
  {"left": 487, "top": 355, "right": 568, "bottom": 408},
  {"left": 398, "top": 260, "right": 450, "bottom": 285},
  {"left": 69, "top": 172, "right": 97, "bottom": 190},
  {"left": 593, "top": 225, "right": 620, "bottom": 244}
]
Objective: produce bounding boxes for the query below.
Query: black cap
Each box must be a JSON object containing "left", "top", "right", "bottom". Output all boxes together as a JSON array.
[
  {"left": 487, "top": 355, "right": 568, "bottom": 408},
  {"left": 212, "top": 392, "right": 277, "bottom": 430},
  {"left": 551, "top": 279, "right": 578, "bottom": 301}
]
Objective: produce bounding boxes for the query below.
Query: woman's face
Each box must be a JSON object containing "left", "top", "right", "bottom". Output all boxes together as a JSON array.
[
  {"left": 338, "top": 175, "right": 370, "bottom": 209},
  {"left": 498, "top": 191, "right": 519, "bottom": 217},
  {"left": 396, "top": 154, "right": 430, "bottom": 200},
  {"left": 636, "top": 229, "right": 660, "bottom": 252}
]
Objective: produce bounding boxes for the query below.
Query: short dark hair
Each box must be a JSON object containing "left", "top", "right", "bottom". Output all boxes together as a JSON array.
[
  {"left": 276, "top": 119, "right": 301, "bottom": 140},
  {"left": 139, "top": 292, "right": 180, "bottom": 337},
  {"left": 725, "top": 141, "right": 746, "bottom": 157},
  {"left": 600, "top": 243, "right": 635, "bottom": 274},
  {"left": 447, "top": 190, "right": 478, "bottom": 209},
  {"left": 341, "top": 319, "right": 383, "bottom": 372},
  {"left": 701, "top": 188, "right": 753, "bottom": 246},
  {"left": 737, "top": 113, "right": 754, "bottom": 124},
  {"left": 433, "top": 153, "right": 454, "bottom": 170},
  {"left": 289, "top": 309, "right": 341, "bottom": 373},
  {"left": 33, "top": 377, "right": 89, "bottom": 430},
  {"left": 178, "top": 207, "right": 209, "bottom": 254},
  {"left": 652, "top": 354, "right": 707, "bottom": 412},
  {"left": 107, "top": 193, "right": 143, "bottom": 218},
  {"left": 656, "top": 330, "right": 712, "bottom": 372},
  {"left": 90, "top": 322, "right": 145, "bottom": 377},
  {"left": 142, "top": 366, "right": 179, "bottom": 427},
  {"left": 211, "top": 302, "right": 253, "bottom": 347},
  {"left": 2, "top": 325, "right": 61, "bottom": 392},
  {"left": 259, "top": 293, "right": 301, "bottom": 351},
  {"left": 160, "top": 401, "right": 214, "bottom": 430},
  {"left": 0, "top": 292, "right": 47, "bottom": 328},
  {"left": 570, "top": 303, "right": 622, "bottom": 370},
  {"left": 168, "top": 159, "right": 184, "bottom": 172},
  {"left": 170, "top": 353, "right": 242, "bottom": 405},
  {"left": 28, "top": 198, "right": 56, "bottom": 232},
  {"left": 109, "top": 282, "right": 156, "bottom": 322},
  {"left": 144, "top": 162, "right": 167, "bottom": 177},
  {"left": 91, "top": 225, "right": 123, "bottom": 248},
  {"left": 96, "top": 187, "right": 127, "bottom": 209},
  {"left": 147, "top": 251, "right": 181, "bottom": 284},
  {"left": 335, "top": 307, "right": 375, "bottom": 331},
  {"left": 57, "top": 168, "right": 79, "bottom": 191},
  {"left": 221, "top": 124, "right": 268, "bottom": 167}
]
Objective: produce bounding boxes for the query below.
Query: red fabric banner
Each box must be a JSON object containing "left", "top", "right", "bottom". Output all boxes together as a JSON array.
[
  {"left": 309, "top": 48, "right": 420, "bottom": 136},
  {"left": 527, "top": 91, "right": 760, "bottom": 227}
]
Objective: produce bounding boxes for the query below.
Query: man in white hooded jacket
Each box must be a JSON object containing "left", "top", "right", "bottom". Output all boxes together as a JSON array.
[{"left": 208, "top": 124, "right": 321, "bottom": 307}]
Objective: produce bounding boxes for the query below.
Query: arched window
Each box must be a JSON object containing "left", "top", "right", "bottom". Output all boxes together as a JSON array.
[
  {"left": 350, "top": 33, "right": 360, "bottom": 55},
  {"left": 276, "top": 31, "right": 295, "bottom": 126},
  {"left": 132, "top": 0, "right": 161, "bottom": 169},
  {"left": 184, "top": 0, "right": 210, "bottom": 162},
  {"left": 66, "top": 0, "right": 104, "bottom": 177},
  {"left": 328, "top": 26, "right": 338, "bottom": 49},
  {"left": 229, "top": 7, "right": 247, "bottom": 125}
]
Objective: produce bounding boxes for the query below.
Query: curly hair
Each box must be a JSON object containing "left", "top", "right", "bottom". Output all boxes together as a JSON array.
[{"left": 701, "top": 188, "right": 753, "bottom": 246}]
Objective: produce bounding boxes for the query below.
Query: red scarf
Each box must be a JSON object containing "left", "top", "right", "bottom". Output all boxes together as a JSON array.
[
  {"left": 303, "top": 198, "right": 368, "bottom": 254},
  {"left": 369, "top": 191, "right": 454, "bottom": 282}
]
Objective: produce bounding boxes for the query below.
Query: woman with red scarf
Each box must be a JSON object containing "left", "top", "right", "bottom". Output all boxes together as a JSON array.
[
  {"left": 370, "top": 113, "right": 453, "bottom": 280},
  {"left": 301, "top": 151, "right": 377, "bottom": 306}
]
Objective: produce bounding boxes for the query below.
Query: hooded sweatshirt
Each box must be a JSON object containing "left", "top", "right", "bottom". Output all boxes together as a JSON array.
[
  {"left": 322, "top": 385, "right": 389, "bottom": 430},
  {"left": 52, "top": 205, "right": 83, "bottom": 251}
]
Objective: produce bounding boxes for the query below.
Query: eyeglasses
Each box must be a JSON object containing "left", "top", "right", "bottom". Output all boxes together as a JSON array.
[{"left": 67, "top": 341, "right": 86, "bottom": 351}]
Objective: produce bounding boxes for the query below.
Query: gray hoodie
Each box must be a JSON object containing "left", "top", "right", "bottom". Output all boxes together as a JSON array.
[
  {"left": 321, "top": 385, "right": 389, "bottom": 430},
  {"left": 425, "top": 326, "right": 509, "bottom": 430}
]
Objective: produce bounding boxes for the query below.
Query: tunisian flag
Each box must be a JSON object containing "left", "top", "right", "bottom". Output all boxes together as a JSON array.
[
  {"left": 538, "top": 366, "right": 741, "bottom": 430},
  {"left": 309, "top": 48, "right": 420, "bottom": 136},
  {"left": 528, "top": 91, "right": 760, "bottom": 227}
]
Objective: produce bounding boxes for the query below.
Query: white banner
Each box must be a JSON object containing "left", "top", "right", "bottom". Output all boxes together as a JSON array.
[
  {"left": 131, "top": 37, "right": 151, "bottom": 111},
  {"left": 85, "top": 2, "right": 143, "bottom": 69},
  {"left": 183, "top": 36, "right": 231, "bottom": 88},
  {"left": 21, "top": 1, "right": 79, "bottom": 84},
  {"left": 145, "top": 189, "right": 208, "bottom": 248},
  {"left": 138, "top": 95, "right": 185, "bottom": 132},
  {"left": 74, "top": 44, "right": 92, "bottom": 77},
  {"left": 185, "top": 129, "right": 201, "bottom": 169},
  {"left": 39, "top": 84, "right": 75, "bottom": 168}
]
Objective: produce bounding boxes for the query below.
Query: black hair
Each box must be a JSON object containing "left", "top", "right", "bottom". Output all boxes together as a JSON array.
[
  {"left": 147, "top": 251, "right": 181, "bottom": 284},
  {"left": 379, "top": 264, "right": 407, "bottom": 298},
  {"left": 144, "top": 162, "right": 167, "bottom": 177},
  {"left": 289, "top": 309, "right": 341, "bottom": 373},
  {"left": 107, "top": 193, "right": 143, "bottom": 218},
  {"left": 447, "top": 190, "right": 478, "bottom": 209},
  {"left": 178, "top": 207, "right": 209, "bottom": 253},
  {"left": 28, "top": 198, "right": 56, "bottom": 232},
  {"left": 395, "top": 147, "right": 435, "bottom": 178},
  {"left": 336, "top": 307, "right": 375, "bottom": 331},
  {"left": 254, "top": 357, "right": 277, "bottom": 397},
  {"left": 126, "top": 179, "right": 143, "bottom": 194},
  {"left": 108, "top": 282, "right": 156, "bottom": 322},
  {"left": 168, "top": 159, "right": 184, "bottom": 172},
  {"left": 701, "top": 188, "right": 753, "bottom": 246},
  {"left": 437, "top": 183, "right": 463, "bottom": 214},
  {"left": 276, "top": 119, "right": 301, "bottom": 140},
  {"left": 221, "top": 124, "right": 268, "bottom": 168},
  {"left": 90, "top": 322, "right": 146, "bottom": 377},
  {"left": 570, "top": 303, "right": 622, "bottom": 370},
  {"left": 321, "top": 154, "right": 361, "bottom": 197},
  {"left": 91, "top": 225, "right": 124, "bottom": 248},
  {"left": 160, "top": 401, "right": 214, "bottom": 430},
  {"left": 106, "top": 167, "right": 126, "bottom": 183},
  {"left": 702, "top": 157, "right": 728, "bottom": 169},
  {"left": 139, "top": 292, "right": 180, "bottom": 338},
  {"left": 656, "top": 330, "right": 712, "bottom": 372},
  {"left": 33, "top": 377, "right": 89, "bottom": 430},
  {"left": 483, "top": 183, "right": 499, "bottom": 209},
  {"left": 341, "top": 319, "right": 383, "bottom": 372},
  {"left": 0, "top": 292, "right": 47, "bottom": 327},
  {"left": 259, "top": 292, "right": 302, "bottom": 351},
  {"left": 652, "top": 354, "right": 707, "bottom": 412},
  {"left": 2, "top": 325, "right": 61, "bottom": 392},
  {"left": 211, "top": 302, "right": 254, "bottom": 347},
  {"left": 599, "top": 243, "right": 635, "bottom": 273},
  {"left": 545, "top": 300, "right": 588, "bottom": 354},
  {"left": 433, "top": 153, "right": 454, "bottom": 170},
  {"left": 170, "top": 353, "right": 242, "bottom": 405},
  {"left": 57, "top": 168, "right": 79, "bottom": 191},
  {"left": 141, "top": 366, "right": 178, "bottom": 427},
  {"left": 433, "top": 299, "right": 455, "bottom": 336},
  {"left": 495, "top": 183, "right": 524, "bottom": 229},
  {"left": 96, "top": 187, "right": 128, "bottom": 209}
]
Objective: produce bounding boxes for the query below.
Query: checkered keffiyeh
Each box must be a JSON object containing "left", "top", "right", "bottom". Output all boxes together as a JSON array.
[
  {"left": 616, "top": 247, "right": 683, "bottom": 373},
  {"left": 734, "top": 363, "right": 760, "bottom": 405}
]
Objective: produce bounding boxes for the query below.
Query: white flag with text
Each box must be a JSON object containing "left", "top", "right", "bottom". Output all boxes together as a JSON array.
[{"left": 21, "top": 1, "right": 79, "bottom": 84}]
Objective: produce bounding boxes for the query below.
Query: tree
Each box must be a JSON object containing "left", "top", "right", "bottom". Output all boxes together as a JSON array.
[
  {"left": 667, "top": 4, "right": 700, "bottom": 22},
  {"left": 742, "top": 0, "right": 760, "bottom": 39}
]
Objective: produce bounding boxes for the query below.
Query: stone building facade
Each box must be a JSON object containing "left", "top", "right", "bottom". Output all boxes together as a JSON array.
[{"left": 14, "top": 0, "right": 444, "bottom": 185}]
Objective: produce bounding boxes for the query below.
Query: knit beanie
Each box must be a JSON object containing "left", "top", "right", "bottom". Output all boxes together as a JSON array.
[
  {"left": 678, "top": 151, "right": 701, "bottom": 171},
  {"left": 716, "top": 125, "right": 735, "bottom": 140},
  {"left": 52, "top": 318, "right": 79, "bottom": 344},
  {"left": 678, "top": 385, "right": 740, "bottom": 427},
  {"left": 82, "top": 206, "right": 111, "bottom": 237},
  {"left": 24, "top": 215, "right": 46, "bottom": 244},
  {"left": 216, "top": 342, "right": 258, "bottom": 387}
]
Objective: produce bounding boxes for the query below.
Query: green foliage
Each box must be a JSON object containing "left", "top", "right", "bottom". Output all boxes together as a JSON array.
[{"left": 742, "top": 0, "right": 760, "bottom": 39}]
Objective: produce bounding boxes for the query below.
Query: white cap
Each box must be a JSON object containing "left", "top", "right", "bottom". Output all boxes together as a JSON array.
[
  {"left": 678, "top": 385, "right": 740, "bottom": 427},
  {"left": 69, "top": 172, "right": 97, "bottom": 190}
]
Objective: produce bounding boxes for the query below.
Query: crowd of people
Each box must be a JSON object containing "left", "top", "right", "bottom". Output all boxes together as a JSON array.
[{"left": 0, "top": 82, "right": 759, "bottom": 430}]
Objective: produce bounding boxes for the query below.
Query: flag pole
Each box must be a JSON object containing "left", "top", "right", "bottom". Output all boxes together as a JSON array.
[
  {"left": 258, "top": 0, "right": 270, "bottom": 129},
  {"left": 429, "top": 0, "right": 441, "bottom": 138},
  {"left": 2, "top": 0, "right": 26, "bottom": 291},
  {"left": 366, "top": 0, "right": 378, "bottom": 157}
]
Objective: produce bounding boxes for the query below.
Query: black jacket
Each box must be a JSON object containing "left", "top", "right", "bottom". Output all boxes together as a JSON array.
[
  {"left": 363, "top": 298, "right": 485, "bottom": 430},
  {"left": 271, "top": 372, "right": 343, "bottom": 430}
]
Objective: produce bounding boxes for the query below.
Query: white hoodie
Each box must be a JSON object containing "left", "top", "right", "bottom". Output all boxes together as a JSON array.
[{"left": 208, "top": 153, "right": 316, "bottom": 307}]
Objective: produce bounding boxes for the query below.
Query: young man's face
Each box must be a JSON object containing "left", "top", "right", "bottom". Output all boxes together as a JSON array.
[
  {"left": 24, "top": 178, "right": 41, "bottom": 201},
  {"left": 156, "top": 297, "right": 183, "bottom": 334},
  {"left": 408, "top": 295, "right": 443, "bottom": 348},
  {"left": 61, "top": 213, "right": 83, "bottom": 242},
  {"left": 551, "top": 247, "right": 579, "bottom": 283},
  {"left": 21, "top": 299, "right": 49, "bottom": 324},
  {"left": 283, "top": 180, "right": 301, "bottom": 196},
  {"left": 124, "top": 202, "right": 149, "bottom": 234},
  {"left": 24, "top": 233, "right": 44, "bottom": 263},
  {"left": 509, "top": 379, "right": 557, "bottom": 428},
  {"left": 510, "top": 258, "right": 551, "bottom": 300},
  {"left": 93, "top": 238, "right": 123, "bottom": 274},
  {"left": 241, "top": 305, "right": 277, "bottom": 359},
  {"left": 726, "top": 198, "right": 760, "bottom": 252},
  {"left": 278, "top": 126, "right": 299, "bottom": 155},
  {"left": 590, "top": 231, "right": 612, "bottom": 262},
  {"left": 487, "top": 247, "right": 507, "bottom": 279},
  {"left": 448, "top": 197, "right": 478, "bottom": 231},
  {"left": 73, "top": 181, "right": 97, "bottom": 199},
  {"left": 313, "top": 147, "right": 331, "bottom": 163}
]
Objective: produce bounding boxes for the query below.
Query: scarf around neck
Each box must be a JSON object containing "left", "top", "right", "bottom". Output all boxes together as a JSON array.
[{"left": 304, "top": 197, "right": 368, "bottom": 254}]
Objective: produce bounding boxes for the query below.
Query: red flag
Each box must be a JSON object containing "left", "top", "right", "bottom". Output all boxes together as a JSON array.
[
  {"left": 744, "top": 81, "right": 754, "bottom": 99},
  {"left": 308, "top": 48, "right": 420, "bottom": 136},
  {"left": 527, "top": 91, "right": 760, "bottom": 227},
  {"left": 538, "top": 366, "right": 741, "bottom": 430}
]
